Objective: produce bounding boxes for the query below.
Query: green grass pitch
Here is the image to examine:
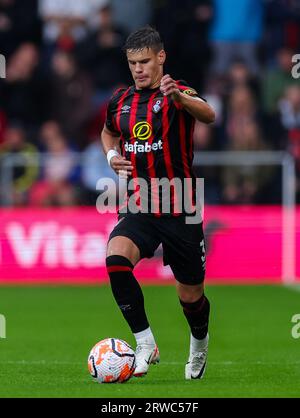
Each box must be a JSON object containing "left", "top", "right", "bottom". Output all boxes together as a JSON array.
[{"left": 0, "top": 284, "right": 299, "bottom": 398}]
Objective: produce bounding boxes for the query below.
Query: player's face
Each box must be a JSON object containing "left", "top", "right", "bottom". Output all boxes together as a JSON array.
[{"left": 127, "top": 48, "right": 166, "bottom": 90}]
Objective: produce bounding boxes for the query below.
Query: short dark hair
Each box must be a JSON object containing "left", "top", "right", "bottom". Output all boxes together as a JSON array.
[{"left": 123, "top": 26, "right": 164, "bottom": 53}]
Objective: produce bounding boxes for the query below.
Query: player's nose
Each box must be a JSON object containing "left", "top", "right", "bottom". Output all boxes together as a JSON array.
[{"left": 135, "top": 63, "right": 143, "bottom": 72}]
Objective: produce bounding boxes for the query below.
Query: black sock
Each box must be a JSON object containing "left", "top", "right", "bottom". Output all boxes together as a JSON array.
[
  {"left": 106, "top": 255, "right": 149, "bottom": 333},
  {"left": 180, "top": 294, "right": 210, "bottom": 340}
]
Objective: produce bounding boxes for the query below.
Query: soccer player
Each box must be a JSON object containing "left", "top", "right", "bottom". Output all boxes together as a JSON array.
[{"left": 101, "top": 26, "right": 215, "bottom": 379}]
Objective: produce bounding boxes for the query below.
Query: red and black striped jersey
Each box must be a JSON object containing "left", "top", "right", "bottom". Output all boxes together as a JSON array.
[{"left": 105, "top": 80, "right": 202, "bottom": 216}]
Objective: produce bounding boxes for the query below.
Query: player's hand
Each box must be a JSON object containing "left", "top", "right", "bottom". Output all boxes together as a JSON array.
[
  {"left": 110, "top": 155, "right": 133, "bottom": 178},
  {"left": 160, "top": 74, "right": 181, "bottom": 102}
]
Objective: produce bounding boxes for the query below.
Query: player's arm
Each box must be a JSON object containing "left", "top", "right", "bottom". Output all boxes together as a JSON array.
[
  {"left": 160, "top": 74, "right": 215, "bottom": 124},
  {"left": 101, "top": 125, "right": 133, "bottom": 177}
]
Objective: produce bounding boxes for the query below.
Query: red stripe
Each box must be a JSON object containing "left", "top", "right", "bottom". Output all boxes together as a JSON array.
[
  {"left": 179, "top": 113, "right": 194, "bottom": 214},
  {"left": 189, "top": 119, "right": 196, "bottom": 208},
  {"left": 116, "top": 87, "right": 131, "bottom": 146},
  {"left": 146, "top": 93, "right": 160, "bottom": 216},
  {"left": 189, "top": 119, "right": 195, "bottom": 163},
  {"left": 162, "top": 97, "right": 179, "bottom": 214},
  {"left": 129, "top": 92, "right": 141, "bottom": 209},
  {"left": 113, "top": 87, "right": 124, "bottom": 96},
  {"left": 115, "top": 87, "right": 131, "bottom": 214},
  {"left": 107, "top": 265, "right": 132, "bottom": 273},
  {"left": 176, "top": 83, "right": 197, "bottom": 92},
  {"left": 179, "top": 113, "right": 190, "bottom": 177},
  {"left": 177, "top": 84, "right": 191, "bottom": 90}
]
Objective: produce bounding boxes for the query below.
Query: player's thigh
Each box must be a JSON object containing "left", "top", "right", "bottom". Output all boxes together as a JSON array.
[
  {"left": 106, "top": 236, "right": 141, "bottom": 266},
  {"left": 162, "top": 218, "right": 206, "bottom": 286},
  {"left": 107, "top": 214, "right": 161, "bottom": 266}
]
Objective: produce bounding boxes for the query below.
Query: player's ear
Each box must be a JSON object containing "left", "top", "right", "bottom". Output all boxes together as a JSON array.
[{"left": 157, "top": 50, "right": 166, "bottom": 66}]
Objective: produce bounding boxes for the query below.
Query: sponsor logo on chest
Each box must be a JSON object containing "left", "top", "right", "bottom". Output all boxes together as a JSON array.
[{"left": 124, "top": 121, "right": 162, "bottom": 153}]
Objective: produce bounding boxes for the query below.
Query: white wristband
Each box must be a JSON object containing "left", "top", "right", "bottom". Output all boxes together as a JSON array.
[{"left": 107, "top": 150, "right": 120, "bottom": 166}]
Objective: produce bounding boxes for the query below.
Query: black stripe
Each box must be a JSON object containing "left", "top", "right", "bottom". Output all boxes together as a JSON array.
[
  {"left": 111, "top": 338, "right": 135, "bottom": 358},
  {"left": 192, "top": 362, "right": 206, "bottom": 379},
  {"left": 89, "top": 355, "right": 98, "bottom": 378}
]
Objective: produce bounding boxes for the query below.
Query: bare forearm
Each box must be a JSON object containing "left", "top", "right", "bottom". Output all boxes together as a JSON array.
[
  {"left": 101, "top": 126, "right": 121, "bottom": 155},
  {"left": 100, "top": 126, "right": 133, "bottom": 176}
]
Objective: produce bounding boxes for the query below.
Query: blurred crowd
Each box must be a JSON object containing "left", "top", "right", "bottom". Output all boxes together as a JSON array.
[{"left": 0, "top": 0, "right": 300, "bottom": 207}]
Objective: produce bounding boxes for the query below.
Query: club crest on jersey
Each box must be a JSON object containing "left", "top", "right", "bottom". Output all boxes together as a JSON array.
[{"left": 152, "top": 98, "right": 163, "bottom": 113}]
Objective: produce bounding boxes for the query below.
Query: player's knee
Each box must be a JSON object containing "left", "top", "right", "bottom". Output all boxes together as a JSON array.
[
  {"left": 106, "top": 236, "right": 140, "bottom": 265},
  {"left": 180, "top": 293, "right": 210, "bottom": 315},
  {"left": 177, "top": 283, "right": 204, "bottom": 303}
]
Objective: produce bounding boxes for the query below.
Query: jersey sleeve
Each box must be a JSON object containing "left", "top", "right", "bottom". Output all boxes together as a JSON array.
[
  {"left": 176, "top": 80, "right": 206, "bottom": 102},
  {"left": 105, "top": 88, "right": 126, "bottom": 135}
]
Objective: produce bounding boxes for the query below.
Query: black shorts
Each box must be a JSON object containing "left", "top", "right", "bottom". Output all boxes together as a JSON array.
[{"left": 108, "top": 214, "right": 206, "bottom": 285}]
